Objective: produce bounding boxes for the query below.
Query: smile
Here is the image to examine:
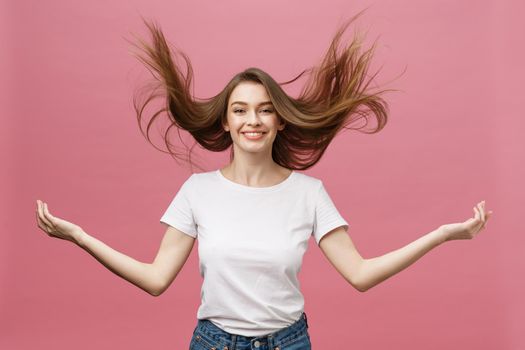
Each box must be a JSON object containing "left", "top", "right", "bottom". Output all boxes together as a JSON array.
[{"left": 242, "top": 132, "right": 266, "bottom": 140}]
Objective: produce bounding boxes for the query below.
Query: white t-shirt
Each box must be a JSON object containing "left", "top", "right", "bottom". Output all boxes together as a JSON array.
[{"left": 160, "top": 169, "right": 349, "bottom": 336}]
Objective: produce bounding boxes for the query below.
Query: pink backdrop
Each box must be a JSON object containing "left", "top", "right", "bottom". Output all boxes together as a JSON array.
[{"left": 2, "top": 0, "right": 523, "bottom": 349}]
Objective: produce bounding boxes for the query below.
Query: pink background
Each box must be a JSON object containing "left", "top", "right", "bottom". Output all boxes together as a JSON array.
[{"left": 2, "top": 0, "right": 524, "bottom": 349}]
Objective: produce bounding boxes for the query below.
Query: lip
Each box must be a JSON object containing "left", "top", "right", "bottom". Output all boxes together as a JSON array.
[
  {"left": 242, "top": 131, "right": 266, "bottom": 141},
  {"left": 241, "top": 131, "right": 267, "bottom": 133}
]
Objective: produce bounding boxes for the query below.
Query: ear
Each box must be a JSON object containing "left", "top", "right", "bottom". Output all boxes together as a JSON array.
[{"left": 278, "top": 119, "right": 286, "bottom": 131}]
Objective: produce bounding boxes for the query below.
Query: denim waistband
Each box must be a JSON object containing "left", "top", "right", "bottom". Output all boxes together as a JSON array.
[{"left": 193, "top": 312, "right": 309, "bottom": 350}]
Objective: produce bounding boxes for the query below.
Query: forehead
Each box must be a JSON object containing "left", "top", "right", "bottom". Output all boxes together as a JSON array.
[{"left": 229, "top": 82, "right": 270, "bottom": 104}]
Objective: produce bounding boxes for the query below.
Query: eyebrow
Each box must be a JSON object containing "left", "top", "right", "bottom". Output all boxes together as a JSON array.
[{"left": 230, "top": 101, "right": 273, "bottom": 106}]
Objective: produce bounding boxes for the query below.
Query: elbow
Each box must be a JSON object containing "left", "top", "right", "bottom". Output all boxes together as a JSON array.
[
  {"left": 351, "top": 260, "right": 370, "bottom": 292},
  {"left": 148, "top": 278, "right": 167, "bottom": 297},
  {"left": 354, "top": 284, "right": 370, "bottom": 293},
  {"left": 353, "top": 280, "right": 370, "bottom": 293},
  {"left": 347, "top": 275, "right": 369, "bottom": 292},
  {"left": 150, "top": 278, "right": 169, "bottom": 296},
  {"left": 148, "top": 264, "right": 167, "bottom": 297},
  {"left": 149, "top": 285, "right": 165, "bottom": 297},
  {"left": 149, "top": 289, "right": 161, "bottom": 297}
]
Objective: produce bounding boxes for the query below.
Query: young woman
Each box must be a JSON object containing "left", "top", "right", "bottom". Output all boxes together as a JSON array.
[{"left": 35, "top": 12, "right": 492, "bottom": 350}]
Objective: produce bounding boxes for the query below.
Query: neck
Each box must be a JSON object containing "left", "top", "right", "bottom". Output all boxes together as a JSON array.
[{"left": 222, "top": 155, "right": 290, "bottom": 188}]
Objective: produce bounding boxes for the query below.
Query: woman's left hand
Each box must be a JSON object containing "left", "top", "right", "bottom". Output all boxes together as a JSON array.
[{"left": 440, "top": 201, "right": 493, "bottom": 242}]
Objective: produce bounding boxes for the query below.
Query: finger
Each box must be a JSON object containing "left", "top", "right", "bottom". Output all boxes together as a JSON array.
[
  {"left": 35, "top": 209, "right": 48, "bottom": 231},
  {"left": 43, "top": 203, "right": 59, "bottom": 230},
  {"left": 36, "top": 209, "right": 53, "bottom": 234},
  {"left": 37, "top": 201, "right": 53, "bottom": 227},
  {"left": 473, "top": 207, "right": 483, "bottom": 229},
  {"left": 473, "top": 206, "right": 480, "bottom": 221},
  {"left": 477, "top": 202, "right": 485, "bottom": 224},
  {"left": 480, "top": 211, "right": 488, "bottom": 230},
  {"left": 477, "top": 205, "right": 488, "bottom": 230},
  {"left": 479, "top": 202, "right": 486, "bottom": 221},
  {"left": 43, "top": 203, "right": 54, "bottom": 222}
]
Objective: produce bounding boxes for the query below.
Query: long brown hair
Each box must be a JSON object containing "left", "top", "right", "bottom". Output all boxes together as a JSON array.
[{"left": 128, "top": 10, "right": 397, "bottom": 172}]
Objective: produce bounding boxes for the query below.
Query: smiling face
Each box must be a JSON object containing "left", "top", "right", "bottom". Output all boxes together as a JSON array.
[{"left": 223, "top": 81, "right": 285, "bottom": 156}]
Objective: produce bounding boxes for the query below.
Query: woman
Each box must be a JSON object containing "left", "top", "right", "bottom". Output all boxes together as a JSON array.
[{"left": 35, "top": 12, "right": 492, "bottom": 350}]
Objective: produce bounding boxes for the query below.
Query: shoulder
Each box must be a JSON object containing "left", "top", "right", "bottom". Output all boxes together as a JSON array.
[
  {"left": 291, "top": 172, "right": 323, "bottom": 196},
  {"left": 187, "top": 170, "right": 216, "bottom": 182},
  {"left": 183, "top": 170, "right": 221, "bottom": 190},
  {"left": 293, "top": 171, "right": 323, "bottom": 188}
]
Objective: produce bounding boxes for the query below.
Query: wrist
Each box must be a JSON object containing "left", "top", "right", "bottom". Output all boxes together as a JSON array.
[
  {"left": 73, "top": 228, "right": 88, "bottom": 247},
  {"left": 437, "top": 225, "right": 450, "bottom": 244}
]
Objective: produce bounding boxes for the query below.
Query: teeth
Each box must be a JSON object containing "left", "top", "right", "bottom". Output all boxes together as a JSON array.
[{"left": 244, "top": 132, "right": 263, "bottom": 136}]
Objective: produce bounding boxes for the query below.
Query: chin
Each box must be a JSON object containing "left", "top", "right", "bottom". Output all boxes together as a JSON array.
[{"left": 234, "top": 143, "right": 272, "bottom": 154}]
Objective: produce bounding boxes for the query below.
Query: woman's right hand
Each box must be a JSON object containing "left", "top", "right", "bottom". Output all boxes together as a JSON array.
[{"left": 36, "top": 200, "right": 84, "bottom": 245}]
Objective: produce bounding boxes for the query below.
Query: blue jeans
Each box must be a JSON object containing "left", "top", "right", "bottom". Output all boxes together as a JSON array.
[{"left": 189, "top": 312, "right": 312, "bottom": 350}]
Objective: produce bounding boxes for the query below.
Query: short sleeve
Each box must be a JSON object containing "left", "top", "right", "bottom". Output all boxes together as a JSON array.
[
  {"left": 312, "top": 181, "right": 349, "bottom": 245},
  {"left": 160, "top": 175, "right": 198, "bottom": 238}
]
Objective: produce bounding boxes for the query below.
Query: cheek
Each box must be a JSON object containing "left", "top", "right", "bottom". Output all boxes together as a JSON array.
[{"left": 227, "top": 117, "right": 242, "bottom": 129}]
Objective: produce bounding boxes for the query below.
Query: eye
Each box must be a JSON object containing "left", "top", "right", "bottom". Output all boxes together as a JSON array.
[
  {"left": 261, "top": 109, "right": 274, "bottom": 113},
  {"left": 233, "top": 109, "right": 244, "bottom": 113}
]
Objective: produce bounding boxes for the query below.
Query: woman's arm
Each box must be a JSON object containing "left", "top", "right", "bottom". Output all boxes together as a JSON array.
[
  {"left": 355, "top": 227, "right": 446, "bottom": 292},
  {"left": 319, "top": 201, "right": 492, "bottom": 292},
  {"left": 75, "top": 230, "right": 162, "bottom": 296},
  {"left": 36, "top": 200, "right": 195, "bottom": 296}
]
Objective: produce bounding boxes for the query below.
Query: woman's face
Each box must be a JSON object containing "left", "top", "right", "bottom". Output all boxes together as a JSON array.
[{"left": 223, "top": 81, "right": 285, "bottom": 156}]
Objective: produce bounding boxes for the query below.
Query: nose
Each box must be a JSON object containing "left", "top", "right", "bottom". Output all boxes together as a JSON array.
[{"left": 247, "top": 110, "right": 262, "bottom": 126}]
